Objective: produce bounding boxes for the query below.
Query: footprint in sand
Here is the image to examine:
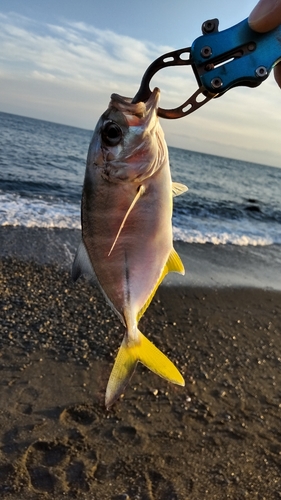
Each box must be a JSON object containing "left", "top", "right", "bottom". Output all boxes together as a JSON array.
[
  {"left": 59, "top": 404, "right": 100, "bottom": 427},
  {"left": 0, "top": 463, "right": 16, "bottom": 494},
  {"left": 146, "top": 470, "right": 179, "bottom": 500},
  {"left": 17, "top": 386, "right": 39, "bottom": 415},
  {"left": 23, "top": 438, "right": 98, "bottom": 494},
  {"left": 112, "top": 425, "right": 140, "bottom": 445},
  {"left": 24, "top": 440, "right": 68, "bottom": 493}
]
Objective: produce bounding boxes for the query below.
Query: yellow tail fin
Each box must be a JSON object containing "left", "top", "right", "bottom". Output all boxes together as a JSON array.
[{"left": 105, "top": 331, "right": 185, "bottom": 408}]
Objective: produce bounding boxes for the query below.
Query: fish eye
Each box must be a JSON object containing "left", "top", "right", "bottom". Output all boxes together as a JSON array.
[{"left": 101, "top": 121, "right": 123, "bottom": 146}]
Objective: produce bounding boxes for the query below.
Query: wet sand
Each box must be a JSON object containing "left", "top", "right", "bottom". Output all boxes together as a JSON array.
[
  {"left": 1, "top": 256, "right": 281, "bottom": 499},
  {"left": 2, "top": 227, "right": 281, "bottom": 291}
]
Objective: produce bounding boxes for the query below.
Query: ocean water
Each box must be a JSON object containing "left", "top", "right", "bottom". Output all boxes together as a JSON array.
[{"left": 1, "top": 111, "right": 281, "bottom": 247}]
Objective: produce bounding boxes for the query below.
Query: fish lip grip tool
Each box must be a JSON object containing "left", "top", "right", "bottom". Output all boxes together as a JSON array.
[{"left": 133, "top": 18, "right": 281, "bottom": 119}]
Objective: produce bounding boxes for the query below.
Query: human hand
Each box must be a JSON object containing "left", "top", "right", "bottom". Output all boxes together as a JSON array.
[{"left": 249, "top": 0, "right": 281, "bottom": 87}]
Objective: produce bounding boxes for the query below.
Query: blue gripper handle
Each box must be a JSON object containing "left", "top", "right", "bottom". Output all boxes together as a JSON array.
[{"left": 191, "top": 18, "right": 281, "bottom": 94}]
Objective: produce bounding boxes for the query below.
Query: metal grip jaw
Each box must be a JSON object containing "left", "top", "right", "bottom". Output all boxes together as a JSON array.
[
  {"left": 133, "top": 17, "right": 281, "bottom": 119},
  {"left": 132, "top": 48, "right": 216, "bottom": 119}
]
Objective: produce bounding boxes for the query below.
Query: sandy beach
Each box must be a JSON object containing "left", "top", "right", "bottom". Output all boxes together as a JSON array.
[
  {"left": 1, "top": 231, "right": 281, "bottom": 499},
  {"left": 1, "top": 40, "right": 281, "bottom": 499}
]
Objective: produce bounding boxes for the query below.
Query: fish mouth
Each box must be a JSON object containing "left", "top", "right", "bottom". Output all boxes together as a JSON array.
[
  {"left": 144, "top": 87, "right": 160, "bottom": 114},
  {"left": 109, "top": 87, "right": 160, "bottom": 122}
]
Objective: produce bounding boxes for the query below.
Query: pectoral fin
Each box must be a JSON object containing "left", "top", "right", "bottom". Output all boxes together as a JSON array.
[
  {"left": 172, "top": 182, "right": 188, "bottom": 197},
  {"left": 108, "top": 185, "right": 145, "bottom": 256}
]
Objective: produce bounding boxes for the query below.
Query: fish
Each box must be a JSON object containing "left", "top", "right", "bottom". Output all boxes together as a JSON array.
[{"left": 72, "top": 87, "right": 188, "bottom": 408}]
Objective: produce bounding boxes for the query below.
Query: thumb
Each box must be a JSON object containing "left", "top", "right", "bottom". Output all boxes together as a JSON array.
[{"left": 249, "top": 0, "right": 281, "bottom": 32}]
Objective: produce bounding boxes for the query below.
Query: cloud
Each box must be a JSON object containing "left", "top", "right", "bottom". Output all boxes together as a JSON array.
[
  {"left": 0, "top": 13, "right": 173, "bottom": 93},
  {"left": 0, "top": 11, "right": 191, "bottom": 125},
  {"left": 0, "top": 11, "right": 280, "bottom": 167}
]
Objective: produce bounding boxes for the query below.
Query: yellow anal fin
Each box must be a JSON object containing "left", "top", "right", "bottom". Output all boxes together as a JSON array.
[
  {"left": 137, "top": 247, "right": 185, "bottom": 322},
  {"left": 105, "top": 331, "right": 185, "bottom": 408},
  {"left": 172, "top": 182, "right": 188, "bottom": 197},
  {"left": 108, "top": 185, "right": 145, "bottom": 256},
  {"left": 166, "top": 247, "right": 185, "bottom": 275}
]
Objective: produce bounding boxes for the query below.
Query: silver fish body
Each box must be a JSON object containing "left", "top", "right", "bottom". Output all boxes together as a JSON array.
[{"left": 73, "top": 88, "right": 187, "bottom": 407}]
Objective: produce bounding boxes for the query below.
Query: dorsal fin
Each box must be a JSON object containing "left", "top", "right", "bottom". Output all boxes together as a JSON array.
[
  {"left": 137, "top": 247, "right": 185, "bottom": 321},
  {"left": 172, "top": 182, "right": 188, "bottom": 197},
  {"left": 108, "top": 185, "right": 145, "bottom": 256},
  {"left": 72, "top": 240, "right": 95, "bottom": 282}
]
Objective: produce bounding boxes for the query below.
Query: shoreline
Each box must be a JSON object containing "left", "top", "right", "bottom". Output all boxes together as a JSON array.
[
  {"left": 1, "top": 257, "right": 281, "bottom": 498},
  {"left": 1, "top": 226, "right": 281, "bottom": 291}
]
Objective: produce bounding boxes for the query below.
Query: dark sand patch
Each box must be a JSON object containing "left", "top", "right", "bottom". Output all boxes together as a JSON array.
[{"left": 1, "top": 257, "right": 281, "bottom": 499}]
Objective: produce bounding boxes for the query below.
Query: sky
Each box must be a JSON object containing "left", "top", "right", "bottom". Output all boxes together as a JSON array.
[{"left": 0, "top": 0, "right": 281, "bottom": 168}]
